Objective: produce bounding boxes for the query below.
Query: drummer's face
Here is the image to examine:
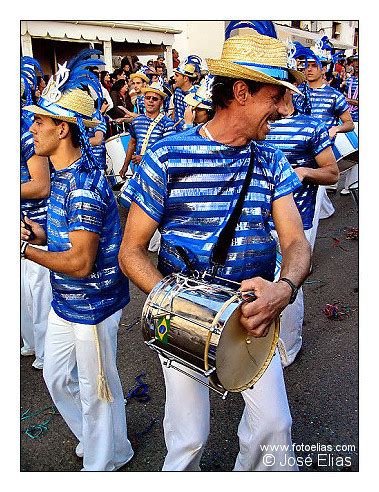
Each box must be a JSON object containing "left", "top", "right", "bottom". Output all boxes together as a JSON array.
[
  {"left": 29, "top": 115, "right": 61, "bottom": 156},
  {"left": 305, "top": 61, "right": 325, "bottom": 82}
]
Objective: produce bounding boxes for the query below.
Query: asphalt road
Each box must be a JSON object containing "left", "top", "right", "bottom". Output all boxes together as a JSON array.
[{"left": 20, "top": 172, "right": 358, "bottom": 473}]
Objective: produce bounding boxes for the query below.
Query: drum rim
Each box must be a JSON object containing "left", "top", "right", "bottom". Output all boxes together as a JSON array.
[{"left": 105, "top": 131, "right": 130, "bottom": 144}]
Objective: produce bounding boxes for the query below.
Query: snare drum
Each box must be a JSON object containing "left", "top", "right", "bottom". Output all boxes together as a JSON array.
[
  {"left": 105, "top": 132, "right": 132, "bottom": 180},
  {"left": 332, "top": 122, "right": 358, "bottom": 163},
  {"left": 142, "top": 273, "right": 279, "bottom": 397}
]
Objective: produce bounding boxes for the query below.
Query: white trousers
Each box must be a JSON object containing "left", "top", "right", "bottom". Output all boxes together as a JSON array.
[
  {"left": 43, "top": 308, "right": 134, "bottom": 471},
  {"left": 277, "top": 228, "right": 312, "bottom": 366},
  {"left": 308, "top": 186, "right": 334, "bottom": 250},
  {"left": 159, "top": 351, "right": 297, "bottom": 471},
  {"left": 21, "top": 251, "right": 52, "bottom": 362}
]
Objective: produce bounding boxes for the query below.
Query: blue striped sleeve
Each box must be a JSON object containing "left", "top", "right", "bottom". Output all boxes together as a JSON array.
[
  {"left": 335, "top": 92, "right": 349, "bottom": 116},
  {"left": 310, "top": 122, "right": 332, "bottom": 156},
  {"left": 122, "top": 145, "right": 167, "bottom": 222},
  {"left": 272, "top": 149, "right": 302, "bottom": 201},
  {"left": 66, "top": 189, "right": 106, "bottom": 234}
]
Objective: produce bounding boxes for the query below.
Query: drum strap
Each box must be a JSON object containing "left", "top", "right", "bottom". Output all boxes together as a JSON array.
[
  {"left": 140, "top": 113, "right": 165, "bottom": 156},
  {"left": 209, "top": 147, "right": 255, "bottom": 277}
]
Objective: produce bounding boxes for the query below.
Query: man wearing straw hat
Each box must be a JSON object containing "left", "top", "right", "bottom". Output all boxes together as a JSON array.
[
  {"left": 20, "top": 51, "right": 134, "bottom": 471},
  {"left": 119, "top": 32, "right": 312, "bottom": 471},
  {"left": 182, "top": 75, "right": 215, "bottom": 129},
  {"left": 130, "top": 70, "right": 150, "bottom": 115},
  {"left": 171, "top": 61, "right": 198, "bottom": 131},
  {"left": 119, "top": 81, "right": 176, "bottom": 180}
]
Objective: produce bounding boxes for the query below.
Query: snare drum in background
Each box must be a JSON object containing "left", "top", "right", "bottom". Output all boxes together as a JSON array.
[
  {"left": 142, "top": 272, "right": 280, "bottom": 397},
  {"left": 105, "top": 132, "right": 132, "bottom": 182},
  {"left": 332, "top": 122, "right": 358, "bottom": 163}
]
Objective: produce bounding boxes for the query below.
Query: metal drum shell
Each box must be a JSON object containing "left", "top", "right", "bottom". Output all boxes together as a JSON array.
[{"left": 142, "top": 273, "right": 279, "bottom": 393}]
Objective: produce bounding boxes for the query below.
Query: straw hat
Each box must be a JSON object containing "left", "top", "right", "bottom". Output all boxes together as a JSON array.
[
  {"left": 184, "top": 76, "right": 213, "bottom": 110},
  {"left": 174, "top": 63, "right": 197, "bottom": 79},
  {"left": 130, "top": 71, "right": 150, "bottom": 84},
  {"left": 206, "top": 32, "right": 305, "bottom": 94},
  {"left": 24, "top": 88, "right": 100, "bottom": 128},
  {"left": 141, "top": 81, "right": 167, "bottom": 99}
]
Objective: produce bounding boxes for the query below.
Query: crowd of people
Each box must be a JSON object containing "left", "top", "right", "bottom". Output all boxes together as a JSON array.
[{"left": 20, "top": 22, "right": 358, "bottom": 472}]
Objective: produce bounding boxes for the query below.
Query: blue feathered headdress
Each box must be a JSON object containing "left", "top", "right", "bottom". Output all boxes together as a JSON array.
[
  {"left": 225, "top": 20, "right": 277, "bottom": 40},
  {"left": 24, "top": 49, "right": 105, "bottom": 172},
  {"left": 184, "top": 55, "right": 203, "bottom": 74},
  {"left": 21, "top": 56, "right": 43, "bottom": 106}
]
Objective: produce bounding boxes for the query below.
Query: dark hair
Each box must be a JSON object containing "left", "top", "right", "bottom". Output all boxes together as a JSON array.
[
  {"left": 112, "top": 68, "right": 125, "bottom": 79},
  {"left": 211, "top": 76, "right": 264, "bottom": 109},
  {"left": 100, "top": 70, "right": 109, "bottom": 87},
  {"left": 52, "top": 119, "right": 81, "bottom": 148},
  {"left": 111, "top": 78, "right": 126, "bottom": 94}
]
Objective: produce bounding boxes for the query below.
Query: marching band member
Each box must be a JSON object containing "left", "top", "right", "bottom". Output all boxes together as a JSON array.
[
  {"left": 118, "top": 31, "right": 311, "bottom": 471},
  {"left": 20, "top": 50, "right": 134, "bottom": 471},
  {"left": 20, "top": 56, "right": 52, "bottom": 370}
]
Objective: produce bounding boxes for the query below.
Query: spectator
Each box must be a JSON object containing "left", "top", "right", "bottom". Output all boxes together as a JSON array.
[
  {"left": 120, "top": 56, "right": 132, "bottom": 79},
  {"left": 172, "top": 49, "right": 180, "bottom": 68},
  {"left": 108, "top": 79, "right": 135, "bottom": 121}
]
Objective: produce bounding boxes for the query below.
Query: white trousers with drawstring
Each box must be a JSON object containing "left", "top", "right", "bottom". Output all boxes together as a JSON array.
[
  {"left": 43, "top": 308, "right": 134, "bottom": 471},
  {"left": 159, "top": 351, "right": 297, "bottom": 471}
]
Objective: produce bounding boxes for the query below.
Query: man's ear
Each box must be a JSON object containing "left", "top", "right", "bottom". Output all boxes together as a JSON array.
[
  {"left": 233, "top": 80, "right": 250, "bottom": 106},
  {"left": 57, "top": 121, "right": 70, "bottom": 140}
]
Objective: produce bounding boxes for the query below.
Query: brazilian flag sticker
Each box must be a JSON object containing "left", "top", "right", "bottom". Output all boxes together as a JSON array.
[{"left": 156, "top": 316, "right": 170, "bottom": 345}]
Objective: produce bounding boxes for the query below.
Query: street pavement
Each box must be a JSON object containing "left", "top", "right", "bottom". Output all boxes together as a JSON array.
[{"left": 20, "top": 172, "right": 358, "bottom": 473}]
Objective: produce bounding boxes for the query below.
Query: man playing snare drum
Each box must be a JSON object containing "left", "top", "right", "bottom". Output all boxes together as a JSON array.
[{"left": 118, "top": 32, "right": 311, "bottom": 471}]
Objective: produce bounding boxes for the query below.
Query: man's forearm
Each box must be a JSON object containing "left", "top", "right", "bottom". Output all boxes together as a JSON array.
[
  {"left": 279, "top": 237, "right": 311, "bottom": 288},
  {"left": 24, "top": 245, "right": 93, "bottom": 278},
  {"left": 21, "top": 180, "right": 50, "bottom": 200},
  {"left": 336, "top": 120, "right": 355, "bottom": 133},
  {"left": 118, "top": 245, "right": 163, "bottom": 294}
]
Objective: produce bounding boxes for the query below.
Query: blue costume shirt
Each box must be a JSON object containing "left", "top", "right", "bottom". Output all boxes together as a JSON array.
[
  {"left": 47, "top": 157, "right": 129, "bottom": 324},
  {"left": 344, "top": 76, "right": 358, "bottom": 122},
  {"left": 129, "top": 114, "right": 176, "bottom": 154},
  {"left": 21, "top": 111, "right": 49, "bottom": 227},
  {"left": 294, "top": 83, "right": 349, "bottom": 130},
  {"left": 173, "top": 86, "right": 198, "bottom": 131},
  {"left": 122, "top": 125, "right": 301, "bottom": 282},
  {"left": 266, "top": 114, "right": 332, "bottom": 230},
  {"left": 87, "top": 109, "right": 107, "bottom": 169}
]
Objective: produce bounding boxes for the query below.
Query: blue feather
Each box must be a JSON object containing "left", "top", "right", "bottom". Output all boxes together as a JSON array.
[
  {"left": 21, "top": 56, "right": 44, "bottom": 105},
  {"left": 225, "top": 20, "right": 277, "bottom": 40}
]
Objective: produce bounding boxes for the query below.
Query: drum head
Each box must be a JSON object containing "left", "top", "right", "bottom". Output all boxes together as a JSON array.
[{"left": 215, "top": 308, "right": 279, "bottom": 392}]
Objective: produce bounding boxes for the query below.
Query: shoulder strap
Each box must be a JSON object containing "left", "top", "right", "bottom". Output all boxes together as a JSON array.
[
  {"left": 140, "top": 113, "right": 165, "bottom": 156},
  {"left": 209, "top": 146, "right": 255, "bottom": 276}
]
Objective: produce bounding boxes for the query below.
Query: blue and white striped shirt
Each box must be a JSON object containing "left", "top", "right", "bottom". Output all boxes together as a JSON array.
[
  {"left": 47, "top": 158, "right": 129, "bottom": 324},
  {"left": 134, "top": 94, "right": 146, "bottom": 115},
  {"left": 87, "top": 109, "right": 107, "bottom": 169},
  {"left": 266, "top": 114, "right": 332, "bottom": 230},
  {"left": 344, "top": 76, "right": 358, "bottom": 122},
  {"left": 122, "top": 125, "right": 301, "bottom": 282},
  {"left": 21, "top": 112, "right": 48, "bottom": 227},
  {"left": 294, "top": 83, "right": 349, "bottom": 130},
  {"left": 129, "top": 114, "right": 176, "bottom": 155},
  {"left": 173, "top": 86, "right": 198, "bottom": 131}
]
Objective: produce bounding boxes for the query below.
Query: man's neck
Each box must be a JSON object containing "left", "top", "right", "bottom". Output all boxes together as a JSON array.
[
  {"left": 181, "top": 81, "right": 193, "bottom": 93},
  {"left": 308, "top": 78, "right": 324, "bottom": 89},
  {"left": 145, "top": 110, "right": 160, "bottom": 120},
  {"left": 50, "top": 145, "right": 82, "bottom": 171},
  {"left": 200, "top": 108, "right": 252, "bottom": 147}
]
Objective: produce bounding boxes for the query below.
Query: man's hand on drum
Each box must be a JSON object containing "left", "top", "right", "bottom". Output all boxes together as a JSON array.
[
  {"left": 119, "top": 163, "right": 129, "bottom": 180},
  {"left": 21, "top": 216, "right": 47, "bottom": 246},
  {"left": 239, "top": 277, "right": 292, "bottom": 337},
  {"left": 131, "top": 155, "right": 142, "bottom": 165}
]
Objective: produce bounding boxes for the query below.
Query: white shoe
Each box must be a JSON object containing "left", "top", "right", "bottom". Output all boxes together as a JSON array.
[
  {"left": 32, "top": 358, "right": 44, "bottom": 370},
  {"left": 340, "top": 188, "right": 350, "bottom": 195},
  {"left": 21, "top": 346, "right": 35, "bottom": 356},
  {"left": 75, "top": 442, "right": 84, "bottom": 458}
]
